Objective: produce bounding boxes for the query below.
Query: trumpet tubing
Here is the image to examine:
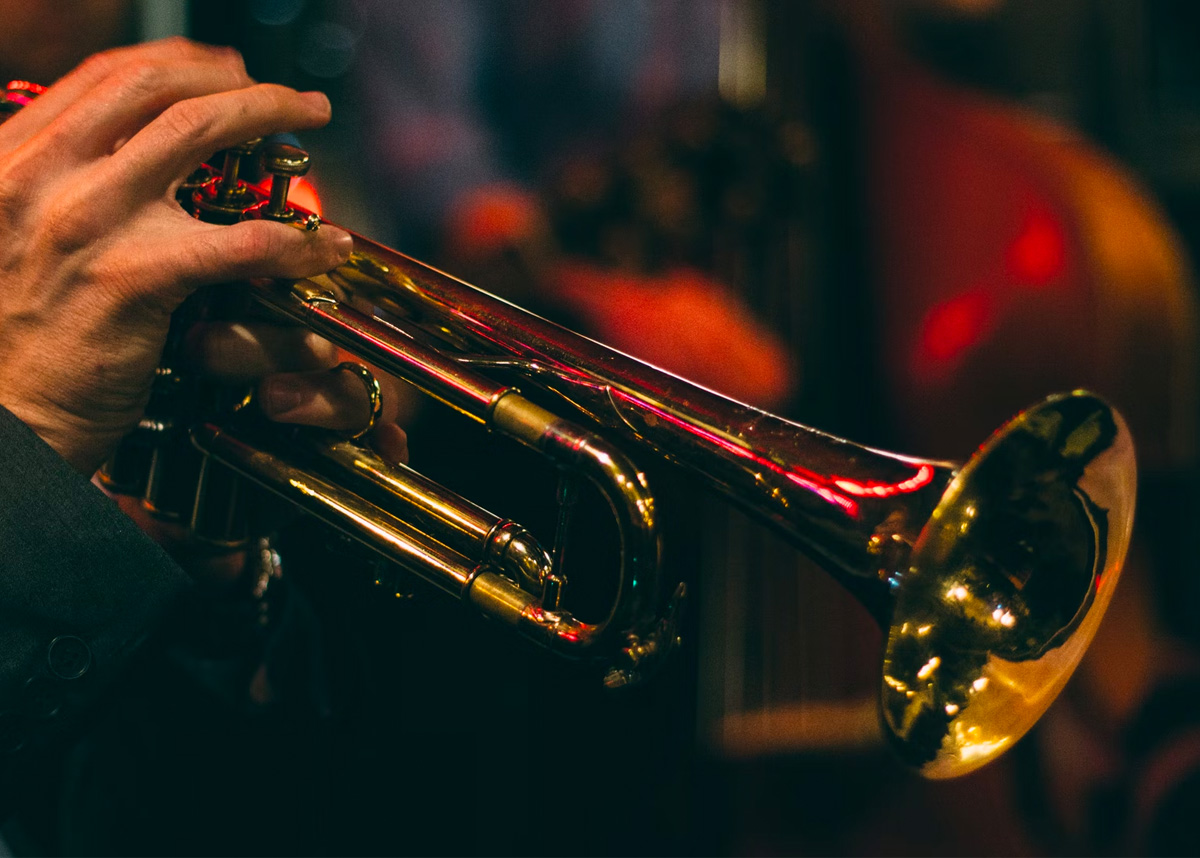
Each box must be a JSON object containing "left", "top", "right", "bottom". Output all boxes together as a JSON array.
[
  {"left": 75, "top": 129, "right": 1135, "bottom": 778},
  {"left": 248, "top": 230, "right": 1134, "bottom": 778}
]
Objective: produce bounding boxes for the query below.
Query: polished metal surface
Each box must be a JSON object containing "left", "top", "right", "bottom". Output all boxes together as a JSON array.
[
  {"left": 274, "top": 230, "right": 1135, "bottom": 775},
  {"left": 176, "top": 170, "right": 1141, "bottom": 770},
  {"left": 883, "top": 393, "right": 1133, "bottom": 776},
  {"left": 5, "top": 82, "right": 1137, "bottom": 775},
  {"left": 261, "top": 142, "right": 311, "bottom": 220}
]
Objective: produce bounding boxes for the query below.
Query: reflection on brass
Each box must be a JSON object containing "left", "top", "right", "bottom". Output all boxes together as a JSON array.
[
  {"left": 182, "top": 172, "right": 1136, "bottom": 772},
  {"left": 881, "top": 395, "right": 1132, "bottom": 776},
  {"left": 333, "top": 361, "right": 383, "bottom": 441},
  {"left": 242, "top": 214, "right": 1136, "bottom": 775},
  {"left": 260, "top": 142, "right": 311, "bottom": 221},
  {"left": 5, "top": 79, "right": 1138, "bottom": 777}
]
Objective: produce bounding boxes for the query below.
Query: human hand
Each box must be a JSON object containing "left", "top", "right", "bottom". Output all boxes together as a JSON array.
[
  {"left": 190, "top": 320, "right": 410, "bottom": 463},
  {"left": 107, "top": 318, "right": 409, "bottom": 586},
  {"left": 0, "top": 38, "right": 353, "bottom": 475}
]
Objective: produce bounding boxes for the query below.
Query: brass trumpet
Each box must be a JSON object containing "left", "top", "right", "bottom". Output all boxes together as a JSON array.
[{"left": 123, "top": 138, "right": 1136, "bottom": 779}]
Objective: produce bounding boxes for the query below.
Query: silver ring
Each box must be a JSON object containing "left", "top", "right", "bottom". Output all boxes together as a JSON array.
[{"left": 337, "top": 361, "right": 383, "bottom": 440}]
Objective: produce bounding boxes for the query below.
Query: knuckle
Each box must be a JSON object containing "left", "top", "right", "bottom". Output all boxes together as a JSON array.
[
  {"left": 71, "top": 38, "right": 206, "bottom": 86},
  {"left": 37, "top": 198, "right": 98, "bottom": 254},
  {"left": 156, "top": 35, "right": 204, "bottom": 60},
  {"left": 74, "top": 49, "right": 122, "bottom": 83},
  {"left": 216, "top": 45, "right": 248, "bottom": 74},
  {"left": 158, "top": 98, "right": 217, "bottom": 143},
  {"left": 184, "top": 229, "right": 226, "bottom": 273},
  {"left": 302, "top": 332, "right": 339, "bottom": 367},
  {"left": 110, "top": 61, "right": 168, "bottom": 103},
  {"left": 0, "top": 171, "right": 16, "bottom": 208},
  {"left": 87, "top": 253, "right": 145, "bottom": 305},
  {"left": 165, "top": 234, "right": 225, "bottom": 297},
  {"left": 218, "top": 53, "right": 253, "bottom": 89},
  {"left": 0, "top": 187, "right": 20, "bottom": 234},
  {"left": 172, "top": 38, "right": 246, "bottom": 74}
]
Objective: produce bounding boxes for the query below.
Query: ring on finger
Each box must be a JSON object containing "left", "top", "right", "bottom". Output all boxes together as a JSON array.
[{"left": 336, "top": 361, "right": 383, "bottom": 440}]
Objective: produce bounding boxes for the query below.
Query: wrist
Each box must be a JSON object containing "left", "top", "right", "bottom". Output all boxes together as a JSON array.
[{"left": 0, "top": 396, "right": 103, "bottom": 475}]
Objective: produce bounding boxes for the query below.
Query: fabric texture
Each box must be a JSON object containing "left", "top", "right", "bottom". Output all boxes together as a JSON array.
[{"left": 0, "top": 405, "right": 190, "bottom": 804}]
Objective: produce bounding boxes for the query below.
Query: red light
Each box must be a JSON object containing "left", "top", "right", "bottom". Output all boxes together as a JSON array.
[
  {"left": 250, "top": 175, "right": 324, "bottom": 216},
  {"left": 1006, "top": 203, "right": 1066, "bottom": 286},
  {"left": 450, "top": 185, "right": 539, "bottom": 255},
  {"left": 611, "top": 389, "right": 860, "bottom": 517},
  {"left": 4, "top": 81, "right": 46, "bottom": 107},
  {"left": 287, "top": 177, "right": 323, "bottom": 216},
  {"left": 833, "top": 464, "right": 936, "bottom": 498},
  {"left": 918, "top": 289, "right": 994, "bottom": 364},
  {"left": 784, "top": 472, "right": 860, "bottom": 516}
]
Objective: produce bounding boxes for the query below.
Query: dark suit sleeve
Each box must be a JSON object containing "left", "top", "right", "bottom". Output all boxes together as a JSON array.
[{"left": 0, "top": 406, "right": 190, "bottom": 787}]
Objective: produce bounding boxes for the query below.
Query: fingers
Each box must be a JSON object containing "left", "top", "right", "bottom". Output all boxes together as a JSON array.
[
  {"left": 71, "top": 208, "right": 351, "bottom": 315},
  {"left": 0, "top": 35, "right": 344, "bottom": 309},
  {"left": 0, "top": 38, "right": 248, "bottom": 152},
  {"left": 130, "top": 215, "right": 353, "bottom": 303},
  {"left": 53, "top": 52, "right": 255, "bottom": 162},
  {"left": 258, "top": 365, "right": 375, "bottom": 433},
  {"left": 0, "top": 37, "right": 372, "bottom": 477},
  {"left": 185, "top": 323, "right": 338, "bottom": 382},
  {"left": 5, "top": 41, "right": 331, "bottom": 222},
  {"left": 107, "top": 83, "right": 332, "bottom": 204},
  {"left": 371, "top": 422, "right": 410, "bottom": 465},
  {"left": 184, "top": 218, "right": 354, "bottom": 284},
  {"left": 257, "top": 362, "right": 409, "bottom": 463},
  {"left": 186, "top": 321, "right": 409, "bottom": 463}
]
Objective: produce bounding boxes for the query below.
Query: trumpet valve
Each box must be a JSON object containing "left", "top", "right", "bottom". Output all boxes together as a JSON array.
[
  {"left": 218, "top": 137, "right": 263, "bottom": 203},
  {"left": 261, "top": 142, "right": 312, "bottom": 221},
  {"left": 190, "top": 138, "right": 264, "bottom": 223}
]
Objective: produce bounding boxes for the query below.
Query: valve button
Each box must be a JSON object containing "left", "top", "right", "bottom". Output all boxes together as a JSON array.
[{"left": 261, "top": 142, "right": 312, "bottom": 220}]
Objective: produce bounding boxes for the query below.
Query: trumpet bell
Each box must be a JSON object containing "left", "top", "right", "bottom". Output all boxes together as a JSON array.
[
  {"left": 2, "top": 81, "right": 1141, "bottom": 779},
  {"left": 263, "top": 233, "right": 1138, "bottom": 775},
  {"left": 885, "top": 391, "right": 1135, "bottom": 777}
]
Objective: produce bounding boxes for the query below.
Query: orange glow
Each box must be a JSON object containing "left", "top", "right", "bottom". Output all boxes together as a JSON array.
[
  {"left": 287, "top": 177, "right": 323, "bottom": 216},
  {"left": 449, "top": 185, "right": 540, "bottom": 255},
  {"left": 918, "top": 289, "right": 994, "bottom": 363},
  {"left": 250, "top": 175, "right": 324, "bottom": 216},
  {"left": 1006, "top": 203, "right": 1066, "bottom": 285},
  {"left": 834, "top": 464, "right": 936, "bottom": 498}
]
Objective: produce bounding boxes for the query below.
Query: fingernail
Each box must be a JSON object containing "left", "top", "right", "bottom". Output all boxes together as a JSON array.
[
  {"left": 260, "top": 377, "right": 305, "bottom": 417},
  {"left": 331, "top": 227, "right": 353, "bottom": 252},
  {"left": 327, "top": 227, "right": 354, "bottom": 263}
]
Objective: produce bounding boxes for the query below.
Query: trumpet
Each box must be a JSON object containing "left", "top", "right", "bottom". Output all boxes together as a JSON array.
[{"left": 107, "top": 136, "right": 1136, "bottom": 779}]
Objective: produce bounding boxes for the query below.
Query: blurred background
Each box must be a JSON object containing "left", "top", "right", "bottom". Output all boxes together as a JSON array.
[{"left": 4, "top": 0, "right": 1200, "bottom": 855}]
